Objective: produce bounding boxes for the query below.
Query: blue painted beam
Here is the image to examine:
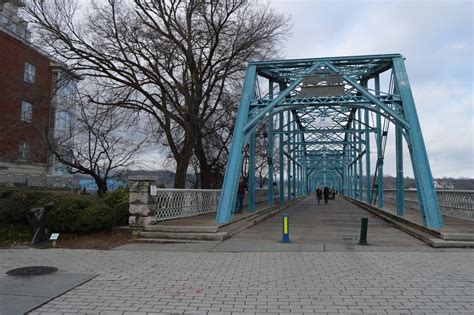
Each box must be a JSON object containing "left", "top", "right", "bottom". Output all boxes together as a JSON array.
[
  {"left": 279, "top": 111, "right": 285, "bottom": 204},
  {"left": 248, "top": 130, "right": 256, "bottom": 213},
  {"left": 396, "top": 125, "right": 405, "bottom": 216},
  {"left": 243, "top": 62, "right": 321, "bottom": 134},
  {"left": 392, "top": 57, "right": 442, "bottom": 228},
  {"left": 249, "top": 53, "right": 402, "bottom": 67},
  {"left": 287, "top": 111, "right": 292, "bottom": 200},
  {"left": 358, "top": 109, "right": 364, "bottom": 201},
  {"left": 267, "top": 81, "right": 274, "bottom": 207},
  {"left": 323, "top": 61, "right": 410, "bottom": 129},
  {"left": 216, "top": 65, "right": 257, "bottom": 224},
  {"left": 273, "top": 128, "right": 377, "bottom": 134},
  {"left": 365, "top": 108, "right": 372, "bottom": 203}
]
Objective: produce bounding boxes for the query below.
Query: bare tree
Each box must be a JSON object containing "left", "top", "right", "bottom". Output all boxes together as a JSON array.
[
  {"left": 51, "top": 86, "right": 148, "bottom": 196},
  {"left": 25, "top": 0, "right": 290, "bottom": 188}
]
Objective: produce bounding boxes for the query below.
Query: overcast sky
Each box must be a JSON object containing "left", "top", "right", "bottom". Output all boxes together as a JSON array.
[
  {"left": 126, "top": 0, "right": 473, "bottom": 178},
  {"left": 266, "top": 0, "right": 473, "bottom": 178}
]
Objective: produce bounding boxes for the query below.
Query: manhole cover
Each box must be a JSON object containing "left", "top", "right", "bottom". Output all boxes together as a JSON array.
[{"left": 6, "top": 266, "right": 58, "bottom": 276}]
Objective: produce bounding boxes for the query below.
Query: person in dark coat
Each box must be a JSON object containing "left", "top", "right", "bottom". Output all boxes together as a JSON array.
[
  {"left": 235, "top": 177, "right": 248, "bottom": 214},
  {"left": 316, "top": 187, "right": 322, "bottom": 205},
  {"left": 323, "top": 186, "right": 330, "bottom": 204}
]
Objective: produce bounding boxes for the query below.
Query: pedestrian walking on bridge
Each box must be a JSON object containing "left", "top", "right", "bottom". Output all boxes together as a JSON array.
[
  {"left": 316, "top": 187, "right": 322, "bottom": 205},
  {"left": 235, "top": 177, "right": 247, "bottom": 214},
  {"left": 323, "top": 186, "right": 330, "bottom": 204}
]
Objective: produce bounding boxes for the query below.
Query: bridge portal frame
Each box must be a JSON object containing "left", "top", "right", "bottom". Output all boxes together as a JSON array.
[{"left": 216, "top": 54, "right": 443, "bottom": 228}]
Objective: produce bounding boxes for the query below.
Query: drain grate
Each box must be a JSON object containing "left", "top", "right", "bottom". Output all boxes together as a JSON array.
[
  {"left": 338, "top": 234, "right": 357, "bottom": 241},
  {"left": 6, "top": 266, "right": 58, "bottom": 276}
]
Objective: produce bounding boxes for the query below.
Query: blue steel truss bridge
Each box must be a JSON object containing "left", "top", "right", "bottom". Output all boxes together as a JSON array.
[{"left": 216, "top": 53, "right": 443, "bottom": 229}]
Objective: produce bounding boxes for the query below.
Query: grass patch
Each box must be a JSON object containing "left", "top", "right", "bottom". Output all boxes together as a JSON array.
[{"left": 0, "top": 224, "right": 32, "bottom": 248}]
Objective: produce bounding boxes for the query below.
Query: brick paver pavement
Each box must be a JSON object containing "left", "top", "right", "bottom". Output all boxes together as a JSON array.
[{"left": 0, "top": 249, "right": 473, "bottom": 314}]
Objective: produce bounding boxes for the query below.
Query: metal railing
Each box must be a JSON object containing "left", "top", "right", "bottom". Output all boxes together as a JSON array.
[
  {"left": 0, "top": 10, "right": 31, "bottom": 40},
  {"left": 0, "top": 172, "right": 73, "bottom": 188},
  {"left": 154, "top": 188, "right": 279, "bottom": 222},
  {"left": 384, "top": 189, "right": 474, "bottom": 221}
]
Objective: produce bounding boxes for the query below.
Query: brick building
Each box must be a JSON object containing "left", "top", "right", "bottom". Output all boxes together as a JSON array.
[{"left": 0, "top": 0, "right": 73, "bottom": 176}]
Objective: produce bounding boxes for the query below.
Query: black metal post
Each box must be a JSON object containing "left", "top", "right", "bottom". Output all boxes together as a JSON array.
[{"left": 358, "top": 217, "right": 368, "bottom": 245}]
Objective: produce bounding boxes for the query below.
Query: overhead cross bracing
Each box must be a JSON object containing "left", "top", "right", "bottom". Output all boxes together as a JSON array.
[{"left": 216, "top": 54, "right": 443, "bottom": 229}]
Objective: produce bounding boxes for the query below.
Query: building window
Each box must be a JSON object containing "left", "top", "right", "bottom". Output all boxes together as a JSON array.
[
  {"left": 24, "top": 62, "right": 36, "bottom": 83},
  {"left": 54, "top": 111, "right": 70, "bottom": 137},
  {"left": 19, "top": 141, "right": 29, "bottom": 160},
  {"left": 21, "top": 101, "right": 32, "bottom": 122}
]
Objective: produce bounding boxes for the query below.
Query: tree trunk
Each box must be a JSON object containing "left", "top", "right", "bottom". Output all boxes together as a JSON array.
[
  {"left": 199, "top": 160, "right": 213, "bottom": 188},
  {"left": 174, "top": 155, "right": 190, "bottom": 188},
  {"left": 95, "top": 177, "right": 108, "bottom": 197},
  {"left": 194, "top": 135, "right": 216, "bottom": 189},
  {"left": 173, "top": 132, "right": 195, "bottom": 188}
]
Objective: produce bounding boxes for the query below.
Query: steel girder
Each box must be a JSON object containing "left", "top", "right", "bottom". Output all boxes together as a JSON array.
[{"left": 216, "top": 54, "right": 442, "bottom": 228}]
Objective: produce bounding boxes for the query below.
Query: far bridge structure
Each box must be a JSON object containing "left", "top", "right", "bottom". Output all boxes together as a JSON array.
[{"left": 216, "top": 53, "right": 443, "bottom": 228}]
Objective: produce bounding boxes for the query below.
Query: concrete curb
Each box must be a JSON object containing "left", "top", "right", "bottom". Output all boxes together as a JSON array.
[
  {"left": 137, "top": 198, "right": 306, "bottom": 243},
  {"left": 345, "top": 197, "right": 474, "bottom": 248}
]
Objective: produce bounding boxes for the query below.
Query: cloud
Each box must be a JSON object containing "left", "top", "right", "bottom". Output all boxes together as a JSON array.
[{"left": 268, "top": 0, "right": 473, "bottom": 178}]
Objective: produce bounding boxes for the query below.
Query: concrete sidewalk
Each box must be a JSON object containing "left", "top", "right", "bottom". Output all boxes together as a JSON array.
[
  {"left": 0, "top": 249, "right": 472, "bottom": 314},
  {"left": 118, "top": 196, "right": 435, "bottom": 252},
  {"left": 1, "top": 196, "right": 473, "bottom": 314}
]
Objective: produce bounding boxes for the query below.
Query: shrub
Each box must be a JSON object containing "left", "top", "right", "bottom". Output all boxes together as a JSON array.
[
  {"left": 78, "top": 204, "right": 114, "bottom": 232},
  {"left": 0, "top": 188, "right": 127, "bottom": 233},
  {"left": 0, "top": 189, "right": 56, "bottom": 225},
  {"left": 104, "top": 188, "right": 129, "bottom": 226},
  {"left": 46, "top": 195, "right": 93, "bottom": 232}
]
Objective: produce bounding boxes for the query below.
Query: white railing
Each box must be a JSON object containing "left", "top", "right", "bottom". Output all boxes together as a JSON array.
[
  {"left": 0, "top": 10, "right": 31, "bottom": 40},
  {"left": 0, "top": 172, "right": 72, "bottom": 188},
  {"left": 154, "top": 188, "right": 279, "bottom": 222},
  {"left": 384, "top": 189, "right": 474, "bottom": 221}
]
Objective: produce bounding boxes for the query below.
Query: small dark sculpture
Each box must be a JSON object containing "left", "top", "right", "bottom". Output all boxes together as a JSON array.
[{"left": 30, "top": 202, "right": 55, "bottom": 245}]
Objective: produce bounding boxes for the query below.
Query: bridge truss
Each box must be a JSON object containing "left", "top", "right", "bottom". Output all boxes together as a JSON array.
[{"left": 216, "top": 54, "right": 443, "bottom": 228}]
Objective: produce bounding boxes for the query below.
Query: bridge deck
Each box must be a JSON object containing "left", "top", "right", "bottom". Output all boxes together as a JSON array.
[
  {"left": 214, "top": 195, "right": 431, "bottom": 251},
  {"left": 382, "top": 203, "right": 474, "bottom": 233},
  {"left": 146, "top": 196, "right": 473, "bottom": 251}
]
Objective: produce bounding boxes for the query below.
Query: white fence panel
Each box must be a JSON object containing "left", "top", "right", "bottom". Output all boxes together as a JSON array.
[
  {"left": 154, "top": 188, "right": 279, "bottom": 222},
  {"left": 384, "top": 190, "right": 474, "bottom": 221}
]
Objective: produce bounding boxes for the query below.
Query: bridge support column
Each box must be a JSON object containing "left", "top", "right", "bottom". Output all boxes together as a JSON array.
[
  {"left": 375, "top": 76, "right": 384, "bottom": 208},
  {"left": 267, "top": 81, "right": 274, "bottom": 207},
  {"left": 358, "top": 110, "right": 363, "bottom": 201},
  {"left": 279, "top": 111, "right": 285, "bottom": 204},
  {"left": 292, "top": 121, "right": 296, "bottom": 198},
  {"left": 287, "top": 111, "right": 292, "bottom": 200},
  {"left": 392, "top": 57, "right": 442, "bottom": 228},
  {"left": 216, "top": 65, "right": 256, "bottom": 224},
  {"left": 365, "top": 108, "right": 371, "bottom": 203},
  {"left": 248, "top": 129, "right": 256, "bottom": 213},
  {"left": 396, "top": 125, "right": 405, "bottom": 216}
]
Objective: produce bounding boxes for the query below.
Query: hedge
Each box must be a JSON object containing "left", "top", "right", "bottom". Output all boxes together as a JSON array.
[{"left": 0, "top": 188, "right": 129, "bottom": 233}]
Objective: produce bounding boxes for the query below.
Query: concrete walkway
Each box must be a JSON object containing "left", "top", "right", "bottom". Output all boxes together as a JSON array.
[
  {"left": 119, "top": 196, "right": 435, "bottom": 252},
  {"left": 382, "top": 202, "right": 474, "bottom": 234},
  {"left": 215, "top": 196, "right": 433, "bottom": 251},
  {"left": 1, "top": 196, "right": 473, "bottom": 315}
]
